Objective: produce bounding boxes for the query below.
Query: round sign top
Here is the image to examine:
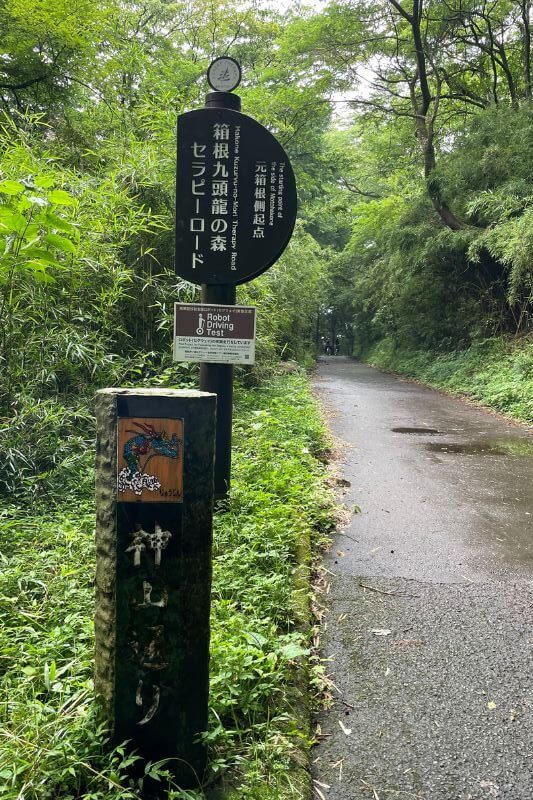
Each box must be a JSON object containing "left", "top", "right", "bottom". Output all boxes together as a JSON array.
[
  {"left": 175, "top": 106, "right": 297, "bottom": 286},
  {"left": 207, "top": 57, "right": 242, "bottom": 92}
]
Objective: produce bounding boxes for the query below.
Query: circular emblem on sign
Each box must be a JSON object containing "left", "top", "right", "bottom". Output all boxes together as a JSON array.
[
  {"left": 175, "top": 107, "right": 297, "bottom": 286},
  {"left": 207, "top": 57, "right": 242, "bottom": 92}
]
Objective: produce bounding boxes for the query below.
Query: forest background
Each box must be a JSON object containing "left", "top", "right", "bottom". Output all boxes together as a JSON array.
[
  {"left": 0, "top": 0, "right": 532, "bottom": 798},
  {"left": 1, "top": 0, "right": 533, "bottom": 459}
]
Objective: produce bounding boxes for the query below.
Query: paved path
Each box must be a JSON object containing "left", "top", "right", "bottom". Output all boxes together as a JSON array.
[{"left": 312, "top": 358, "right": 533, "bottom": 800}]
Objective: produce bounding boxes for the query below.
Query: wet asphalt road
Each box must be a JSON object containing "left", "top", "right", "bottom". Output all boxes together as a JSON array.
[{"left": 311, "top": 358, "right": 533, "bottom": 800}]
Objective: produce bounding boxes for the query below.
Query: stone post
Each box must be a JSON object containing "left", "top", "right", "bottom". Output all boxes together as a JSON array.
[{"left": 94, "top": 388, "right": 216, "bottom": 788}]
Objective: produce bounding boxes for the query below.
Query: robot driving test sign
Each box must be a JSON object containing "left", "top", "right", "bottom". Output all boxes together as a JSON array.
[{"left": 174, "top": 303, "right": 256, "bottom": 365}]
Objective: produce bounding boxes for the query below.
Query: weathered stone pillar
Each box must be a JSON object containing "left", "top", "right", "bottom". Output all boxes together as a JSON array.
[{"left": 94, "top": 388, "right": 216, "bottom": 788}]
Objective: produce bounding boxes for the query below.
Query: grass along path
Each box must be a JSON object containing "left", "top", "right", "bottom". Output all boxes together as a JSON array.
[
  {"left": 0, "top": 370, "right": 335, "bottom": 800},
  {"left": 361, "top": 336, "right": 533, "bottom": 425}
]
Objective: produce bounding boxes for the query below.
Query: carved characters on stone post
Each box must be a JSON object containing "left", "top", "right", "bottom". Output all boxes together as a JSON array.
[
  {"left": 117, "top": 417, "right": 183, "bottom": 729},
  {"left": 125, "top": 521, "right": 174, "bottom": 728},
  {"left": 125, "top": 524, "right": 172, "bottom": 568}
]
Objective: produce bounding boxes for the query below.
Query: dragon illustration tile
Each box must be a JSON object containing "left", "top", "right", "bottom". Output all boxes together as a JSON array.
[{"left": 117, "top": 419, "right": 183, "bottom": 499}]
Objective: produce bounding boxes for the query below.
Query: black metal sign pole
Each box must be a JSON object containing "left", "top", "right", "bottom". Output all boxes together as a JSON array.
[
  {"left": 199, "top": 90, "right": 241, "bottom": 500},
  {"left": 199, "top": 282, "right": 236, "bottom": 499},
  {"left": 175, "top": 58, "right": 297, "bottom": 501}
]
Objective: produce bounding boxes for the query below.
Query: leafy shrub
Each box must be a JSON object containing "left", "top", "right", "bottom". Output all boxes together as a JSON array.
[
  {"left": 0, "top": 397, "right": 94, "bottom": 501},
  {"left": 365, "top": 335, "right": 533, "bottom": 423},
  {"left": 0, "top": 372, "right": 335, "bottom": 799}
]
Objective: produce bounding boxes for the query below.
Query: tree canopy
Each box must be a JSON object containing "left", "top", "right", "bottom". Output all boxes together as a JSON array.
[
  {"left": 1, "top": 2, "right": 533, "bottom": 798},
  {"left": 0, "top": 0, "right": 531, "bottom": 448}
]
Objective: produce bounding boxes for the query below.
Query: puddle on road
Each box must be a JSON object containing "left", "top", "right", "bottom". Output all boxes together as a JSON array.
[
  {"left": 391, "top": 426, "right": 533, "bottom": 456},
  {"left": 392, "top": 427, "right": 442, "bottom": 435},
  {"left": 426, "top": 439, "right": 533, "bottom": 457}
]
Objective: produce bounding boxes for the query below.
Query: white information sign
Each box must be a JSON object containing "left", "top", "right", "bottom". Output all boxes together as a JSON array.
[{"left": 173, "top": 303, "right": 256, "bottom": 365}]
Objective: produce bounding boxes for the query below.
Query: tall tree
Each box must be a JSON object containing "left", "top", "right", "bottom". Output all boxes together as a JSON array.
[{"left": 289, "top": 0, "right": 533, "bottom": 230}]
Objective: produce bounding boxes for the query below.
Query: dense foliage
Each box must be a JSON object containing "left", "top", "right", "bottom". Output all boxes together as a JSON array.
[
  {"left": 0, "top": 0, "right": 339, "bottom": 503},
  {"left": 366, "top": 335, "right": 533, "bottom": 422},
  {"left": 0, "top": 4, "right": 340, "bottom": 795},
  {"left": 2, "top": 0, "right": 530, "bottom": 407},
  {"left": 0, "top": 372, "right": 335, "bottom": 799},
  {"left": 293, "top": 2, "right": 533, "bottom": 356},
  {"left": 1, "top": 0, "right": 532, "bottom": 796}
]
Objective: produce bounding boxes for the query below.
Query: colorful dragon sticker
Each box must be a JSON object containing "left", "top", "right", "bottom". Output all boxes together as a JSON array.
[{"left": 118, "top": 421, "right": 181, "bottom": 497}]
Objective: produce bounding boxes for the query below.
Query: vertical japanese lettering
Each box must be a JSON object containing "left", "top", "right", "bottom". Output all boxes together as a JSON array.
[
  {"left": 210, "top": 123, "right": 231, "bottom": 253},
  {"left": 190, "top": 142, "right": 207, "bottom": 268},
  {"left": 253, "top": 162, "right": 267, "bottom": 239}
]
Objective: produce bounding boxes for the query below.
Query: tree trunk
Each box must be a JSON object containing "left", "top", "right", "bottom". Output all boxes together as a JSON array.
[
  {"left": 520, "top": 0, "right": 532, "bottom": 98},
  {"left": 422, "top": 133, "right": 465, "bottom": 230}
]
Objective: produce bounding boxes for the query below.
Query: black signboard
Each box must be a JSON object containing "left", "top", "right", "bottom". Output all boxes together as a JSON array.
[{"left": 175, "top": 107, "right": 297, "bottom": 285}]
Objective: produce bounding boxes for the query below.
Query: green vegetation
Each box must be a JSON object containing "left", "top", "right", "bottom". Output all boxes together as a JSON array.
[
  {"left": 0, "top": 4, "right": 339, "bottom": 796},
  {"left": 0, "top": 0, "right": 335, "bottom": 430},
  {"left": 293, "top": 3, "right": 533, "bottom": 416},
  {"left": 1, "top": 0, "right": 530, "bottom": 426},
  {"left": 362, "top": 337, "right": 533, "bottom": 424},
  {"left": 0, "top": 371, "right": 335, "bottom": 799},
  {"left": 2, "top": 0, "right": 533, "bottom": 796}
]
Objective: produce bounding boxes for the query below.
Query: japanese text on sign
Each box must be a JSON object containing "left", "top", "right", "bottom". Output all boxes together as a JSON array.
[
  {"left": 176, "top": 107, "right": 297, "bottom": 285},
  {"left": 174, "top": 303, "right": 256, "bottom": 365},
  {"left": 190, "top": 122, "right": 237, "bottom": 271}
]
